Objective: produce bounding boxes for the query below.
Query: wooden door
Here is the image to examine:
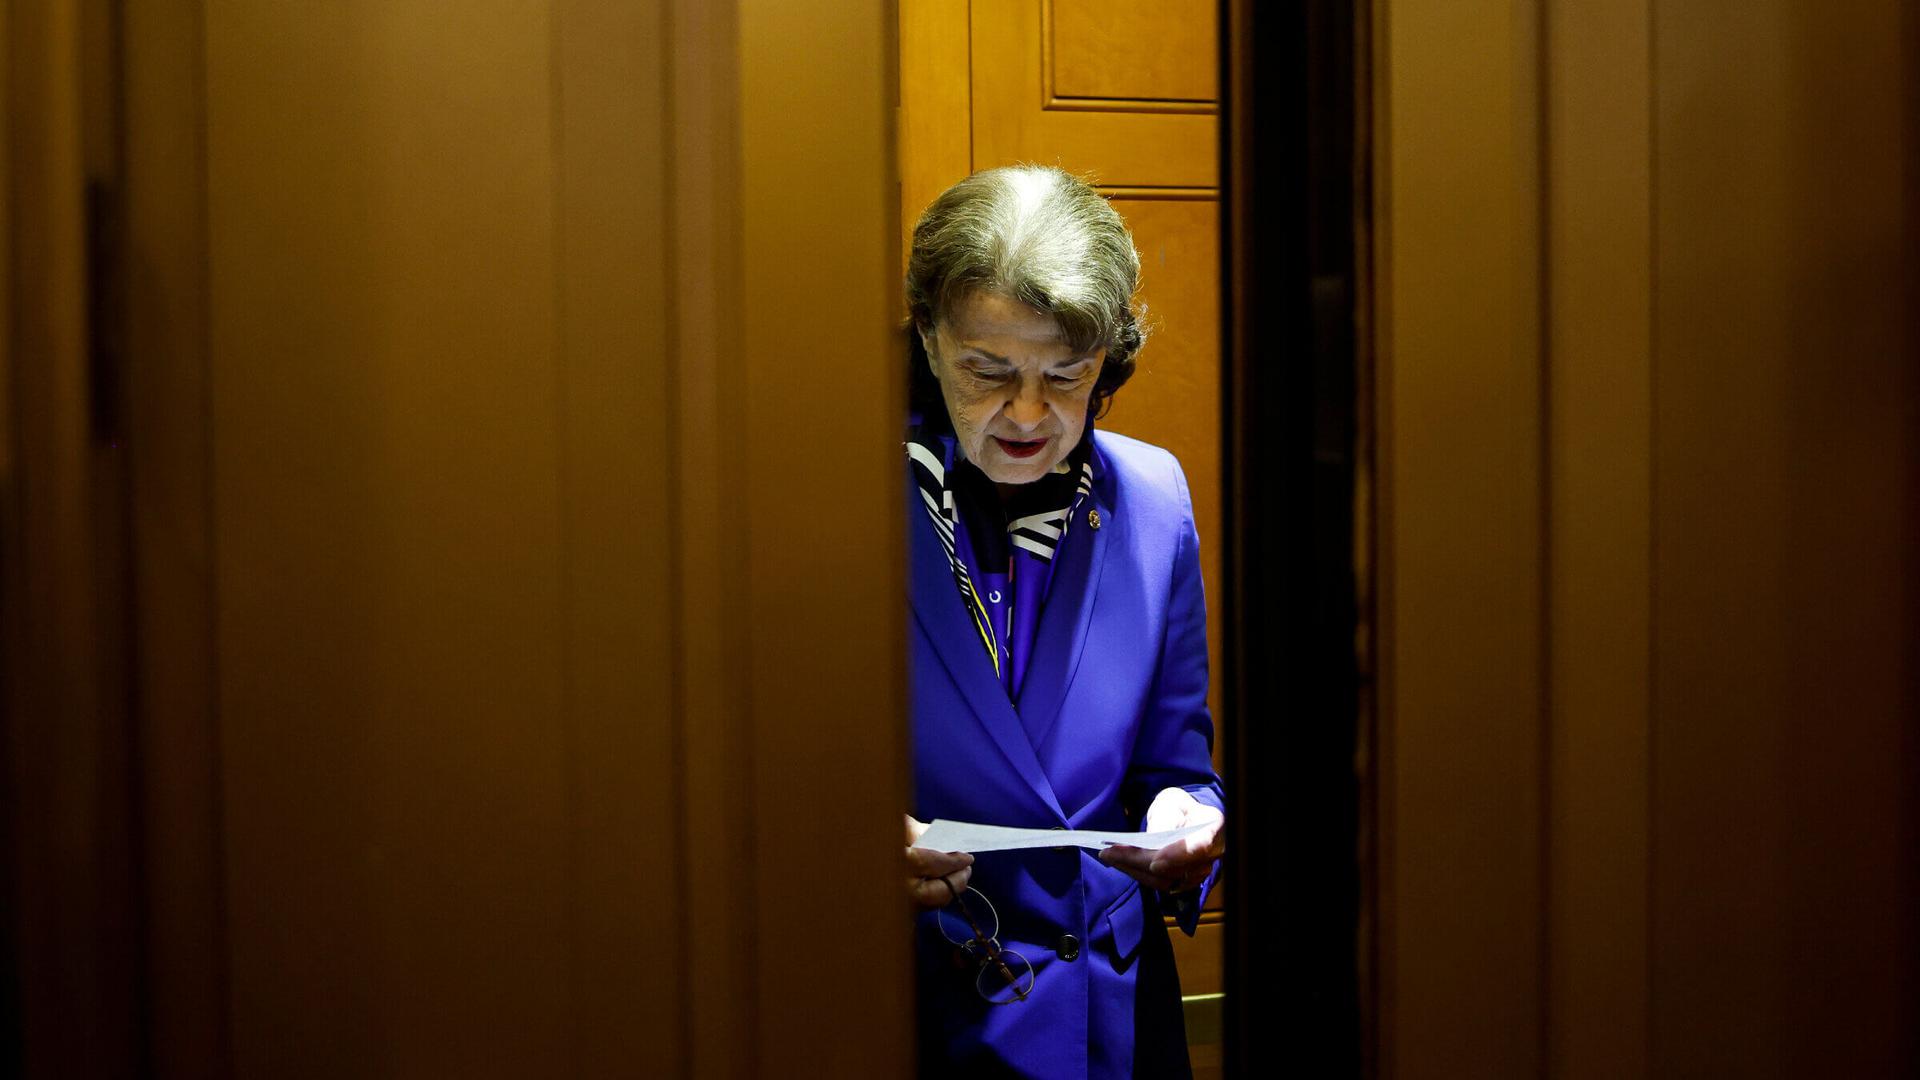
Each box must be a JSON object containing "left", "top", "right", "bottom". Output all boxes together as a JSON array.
[{"left": 900, "top": 0, "right": 1226, "bottom": 1068}]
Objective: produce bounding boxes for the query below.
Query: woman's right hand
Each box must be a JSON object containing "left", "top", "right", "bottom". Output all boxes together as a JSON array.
[{"left": 905, "top": 814, "right": 973, "bottom": 910}]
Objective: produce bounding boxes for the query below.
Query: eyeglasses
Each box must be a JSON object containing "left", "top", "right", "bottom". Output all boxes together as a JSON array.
[{"left": 935, "top": 885, "right": 1035, "bottom": 1005}]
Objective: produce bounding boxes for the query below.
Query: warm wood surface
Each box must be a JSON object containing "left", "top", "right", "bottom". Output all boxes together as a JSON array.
[
  {"left": 1174, "top": 914, "right": 1226, "bottom": 1079},
  {"left": 1167, "top": 912, "right": 1225, "bottom": 994},
  {"left": 75, "top": 2, "right": 906, "bottom": 1077},
  {"left": 553, "top": 2, "right": 681, "bottom": 1072},
  {"left": 1374, "top": 1, "right": 1548, "bottom": 1074},
  {"left": 121, "top": 3, "right": 231, "bottom": 1075},
  {"left": 1648, "top": 4, "right": 1912, "bottom": 1074},
  {"left": 1048, "top": 0, "right": 1218, "bottom": 105},
  {"left": 898, "top": 0, "right": 972, "bottom": 267},
  {"left": 668, "top": 4, "right": 753, "bottom": 1075},
  {"left": 1541, "top": 3, "right": 1653, "bottom": 1075},
  {"left": 969, "top": 0, "right": 1217, "bottom": 187},
  {"left": 203, "top": 6, "right": 578, "bottom": 1070},
  {"left": 1375, "top": 0, "right": 1916, "bottom": 1075},
  {"left": 1098, "top": 195, "right": 1227, "bottom": 768},
  {"left": 737, "top": 2, "right": 911, "bottom": 1071}
]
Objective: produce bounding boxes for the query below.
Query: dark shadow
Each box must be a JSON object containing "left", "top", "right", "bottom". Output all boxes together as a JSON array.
[{"left": 1220, "top": 0, "right": 1367, "bottom": 1075}]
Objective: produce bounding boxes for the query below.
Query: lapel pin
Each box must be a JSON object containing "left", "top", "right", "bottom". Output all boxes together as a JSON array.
[{"left": 1088, "top": 509, "right": 1102, "bottom": 530}]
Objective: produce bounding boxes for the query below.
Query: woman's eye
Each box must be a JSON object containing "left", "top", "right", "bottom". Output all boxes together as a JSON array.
[{"left": 1049, "top": 369, "right": 1089, "bottom": 385}]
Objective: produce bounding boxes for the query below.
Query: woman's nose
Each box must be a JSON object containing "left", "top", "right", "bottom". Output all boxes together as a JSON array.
[{"left": 1005, "top": 379, "right": 1048, "bottom": 429}]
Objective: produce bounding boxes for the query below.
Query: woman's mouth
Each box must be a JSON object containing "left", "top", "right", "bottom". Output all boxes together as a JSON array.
[{"left": 993, "top": 436, "right": 1048, "bottom": 459}]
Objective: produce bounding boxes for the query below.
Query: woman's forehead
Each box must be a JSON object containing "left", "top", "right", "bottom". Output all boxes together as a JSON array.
[{"left": 940, "top": 291, "right": 1068, "bottom": 349}]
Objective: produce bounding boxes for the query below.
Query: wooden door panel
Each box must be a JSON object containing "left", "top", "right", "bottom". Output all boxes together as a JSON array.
[
  {"left": 970, "top": 0, "right": 1217, "bottom": 188},
  {"left": 1049, "top": 0, "right": 1219, "bottom": 106},
  {"left": 1097, "top": 194, "right": 1226, "bottom": 773},
  {"left": 1168, "top": 914, "right": 1225, "bottom": 998},
  {"left": 898, "top": 0, "right": 973, "bottom": 261}
]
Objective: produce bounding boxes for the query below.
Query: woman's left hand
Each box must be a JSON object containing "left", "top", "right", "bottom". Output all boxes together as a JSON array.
[{"left": 1097, "top": 787, "right": 1225, "bottom": 894}]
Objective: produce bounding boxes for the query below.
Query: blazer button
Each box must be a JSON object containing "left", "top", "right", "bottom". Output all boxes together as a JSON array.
[
  {"left": 1056, "top": 934, "right": 1081, "bottom": 962},
  {"left": 1050, "top": 825, "right": 1069, "bottom": 853}
]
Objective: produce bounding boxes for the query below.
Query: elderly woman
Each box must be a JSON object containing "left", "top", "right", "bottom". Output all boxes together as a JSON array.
[{"left": 901, "top": 165, "right": 1226, "bottom": 1079}]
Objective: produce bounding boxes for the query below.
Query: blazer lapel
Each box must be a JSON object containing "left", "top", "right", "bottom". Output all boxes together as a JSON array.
[
  {"left": 1013, "top": 454, "right": 1111, "bottom": 750},
  {"left": 907, "top": 479, "right": 1066, "bottom": 821}
]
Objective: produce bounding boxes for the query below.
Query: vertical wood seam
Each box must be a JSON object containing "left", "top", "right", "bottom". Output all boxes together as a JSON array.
[
  {"left": 187, "top": 1, "right": 234, "bottom": 1069},
  {"left": 965, "top": 0, "right": 977, "bottom": 170},
  {"left": 1543, "top": 4, "right": 1655, "bottom": 1070},
  {"left": 1640, "top": 0, "right": 1659, "bottom": 1068},
  {"left": 1529, "top": 0, "right": 1553, "bottom": 1071},
  {"left": 659, "top": 2, "right": 692, "bottom": 1073},
  {"left": 541, "top": 3, "right": 580, "bottom": 1074},
  {"left": 200, "top": 0, "right": 236, "bottom": 1063},
  {"left": 666, "top": 3, "right": 757, "bottom": 1072}
]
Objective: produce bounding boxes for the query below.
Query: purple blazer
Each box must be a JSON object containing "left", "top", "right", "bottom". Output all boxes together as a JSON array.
[{"left": 910, "top": 430, "right": 1225, "bottom": 1080}]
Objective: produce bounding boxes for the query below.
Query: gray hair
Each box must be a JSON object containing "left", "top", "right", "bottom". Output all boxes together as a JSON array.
[{"left": 906, "top": 165, "right": 1146, "bottom": 412}]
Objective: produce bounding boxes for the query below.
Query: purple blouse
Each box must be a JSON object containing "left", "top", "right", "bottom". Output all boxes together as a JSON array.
[{"left": 906, "top": 428, "right": 1095, "bottom": 700}]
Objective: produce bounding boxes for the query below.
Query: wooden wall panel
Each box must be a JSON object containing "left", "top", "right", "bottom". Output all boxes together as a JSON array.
[
  {"left": 63, "top": 1, "right": 909, "bottom": 1077},
  {"left": 971, "top": 0, "right": 1216, "bottom": 187},
  {"left": 122, "top": 2, "right": 230, "bottom": 1074},
  {"left": 202, "top": 4, "right": 573, "bottom": 1072},
  {"left": 1649, "top": 3, "right": 1913, "bottom": 1075},
  {"left": 898, "top": 0, "right": 969, "bottom": 263},
  {"left": 552, "top": 1, "right": 681, "bottom": 1073},
  {"left": 737, "top": 0, "right": 910, "bottom": 1074},
  {"left": 1048, "top": 0, "right": 1218, "bottom": 105},
  {"left": 664, "top": 3, "right": 757, "bottom": 1077},
  {"left": 1099, "top": 195, "right": 1226, "bottom": 752},
  {"left": 1377, "top": 0, "right": 1916, "bottom": 1075},
  {"left": 1541, "top": 2, "right": 1652, "bottom": 1076},
  {"left": 1373, "top": 0, "right": 1546, "bottom": 1074}
]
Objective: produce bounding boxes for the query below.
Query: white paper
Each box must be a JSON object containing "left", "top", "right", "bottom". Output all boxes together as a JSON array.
[{"left": 913, "top": 818, "right": 1213, "bottom": 854}]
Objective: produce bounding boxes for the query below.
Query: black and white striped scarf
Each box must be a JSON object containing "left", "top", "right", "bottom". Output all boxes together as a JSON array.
[{"left": 905, "top": 427, "right": 1095, "bottom": 678}]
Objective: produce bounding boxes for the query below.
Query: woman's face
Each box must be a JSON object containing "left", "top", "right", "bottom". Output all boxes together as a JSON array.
[{"left": 922, "top": 291, "right": 1107, "bottom": 486}]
